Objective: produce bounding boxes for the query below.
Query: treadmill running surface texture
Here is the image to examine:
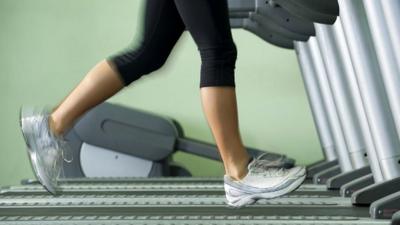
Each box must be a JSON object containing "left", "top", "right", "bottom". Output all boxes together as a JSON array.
[{"left": 0, "top": 177, "right": 396, "bottom": 225}]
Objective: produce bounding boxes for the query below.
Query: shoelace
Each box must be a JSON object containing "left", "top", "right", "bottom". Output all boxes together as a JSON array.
[
  {"left": 34, "top": 115, "right": 53, "bottom": 150},
  {"left": 245, "top": 152, "right": 286, "bottom": 174},
  {"left": 33, "top": 112, "right": 73, "bottom": 163},
  {"left": 249, "top": 166, "right": 289, "bottom": 177},
  {"left": 59, "top": 138, "right": 73, "bottom": 163},
  {"left": 248, "top": 154, "right": 290, "bottom": 177},
  {"left": 255, "top": 152, "right": 286, "bottom": 167}
]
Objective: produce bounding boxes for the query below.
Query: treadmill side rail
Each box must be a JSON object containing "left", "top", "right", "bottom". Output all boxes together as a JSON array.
[
  {"left": 352, "top": 177, "right": 400, "bottom": 206},
  {"left": 370, "top": 191, "right": 400, "bottom": 219},
  {"left": 307, "top": 160, "right": 338, "bottom": 179},
  {"left": 327, "top": 166, "right": 371, "bottom": 190},
  {"left": 392, "top": 210, "right": 400, "bottom": 225},
  {"left": 340, "top": 174, "right": 375, "bottom": 197},
  {"left": 313, "top": 165, "right": 341, "bottom": 184}
]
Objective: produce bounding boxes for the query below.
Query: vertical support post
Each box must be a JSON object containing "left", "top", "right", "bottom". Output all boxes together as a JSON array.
[
  {"left": 331, "top": 20, "right": 384, "bottom": 182},
  {"left": 380, "top": 0, "right": 400, "bottom": 69},
  {"left": 363, "top": 0, "right": 400, "bottom": 141},
  {"left": 307, "top": 38, "right": 353, "bottom": 172},
  {"left": 314, "top": 23, "right": 368, "bottom": 169},
  {"left": 294, "top": 42, "right": 337, "bottom": 162},
  {"left": 338, "top": 0, "right": 400, "bottom": 180},
  {"left": 296, "top": 40, "right": 353, "bottom": 172}
]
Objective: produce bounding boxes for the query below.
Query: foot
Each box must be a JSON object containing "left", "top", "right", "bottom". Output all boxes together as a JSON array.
[
  {"left": 224, "top": 157, "right": 306, "bottom": 207},
  {"left": 19, "top": 106, "right": 72, "bottom": 195}
]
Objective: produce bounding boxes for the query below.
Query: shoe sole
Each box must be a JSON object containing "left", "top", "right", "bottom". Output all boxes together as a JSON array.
[
  {"left": 227, "top": 170, "right": 306, "bottom": 207},
  {"left": 19, "top": 106, "right": 58, "bottom": 195}
]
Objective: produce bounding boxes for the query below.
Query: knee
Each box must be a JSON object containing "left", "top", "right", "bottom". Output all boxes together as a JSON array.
[
  {"left": 200, "top": 43, "right": 237, "bottom": 65},
  {"left": 199, "top": 43, "right": 237, "bottom": 88},
  {"left": 108, "top": 45, "right": 169, "bottom": 86}
]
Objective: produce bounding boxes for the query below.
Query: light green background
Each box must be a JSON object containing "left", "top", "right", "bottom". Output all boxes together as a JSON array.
[{"left": 0, "top": 0, "right": 323, "bottom": 185}]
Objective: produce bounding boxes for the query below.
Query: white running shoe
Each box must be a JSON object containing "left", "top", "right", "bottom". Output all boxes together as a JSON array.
[
  {"left": 224, "top": 158, "right": 306, "bottom": 207},
  {"left": 19, "top": 106, "right": 73, "bottom": 195}
]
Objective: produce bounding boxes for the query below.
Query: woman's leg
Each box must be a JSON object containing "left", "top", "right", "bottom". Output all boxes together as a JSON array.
[
  {"left": 174, "top": 0, "right": 249, "bottom": 180},
  {"left": 174, "top": 0, "right": 305, "bottom": 208},
  {"left": 50, "top": 0, "right": 185, "bottom": 136},
  {"left": 50, "top": 60, "right": 123, "bottom": 136},
  {"left": 200, "top": 87, "right": 250, "bottom": 180},
  {"left": 20, "top": 0, "right": 186, "bottom": 194}
]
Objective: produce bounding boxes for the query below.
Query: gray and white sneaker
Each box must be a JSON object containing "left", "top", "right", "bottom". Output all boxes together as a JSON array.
[
  {"left": 224, "top": 158, "right": 306, "bottom": 207},
  {"left": 19, "top": 106, "right": 72, "bottom": 195}
]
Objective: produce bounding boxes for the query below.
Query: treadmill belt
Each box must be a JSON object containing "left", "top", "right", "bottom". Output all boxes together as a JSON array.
[
  {"left": 23, "top": 177, "right": 224, "bottom": 184},
  {"left": 0, "top": 215, "right": 391, "bottom": 225},
  {"left": 24, "top": 177, "right": 319, "bottom": 187},
  {"left": 12, "top": 183, "right": 328, "bottom": 191},
  {"left": 0, "top": 204, "right": 369, "bottom": 217},
  {"left": 1, "top": 184, "right": 338, "bottom": 196},
  {"left": 0, "top": 193, "right": 368, "bottom": 217}
]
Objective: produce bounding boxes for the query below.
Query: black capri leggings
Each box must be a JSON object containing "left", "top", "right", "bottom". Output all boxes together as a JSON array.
[{"left": 107, "top": 0, "right": 237, "bottom": 88}]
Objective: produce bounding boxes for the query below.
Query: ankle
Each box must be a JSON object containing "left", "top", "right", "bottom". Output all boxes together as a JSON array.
[
  {"left": 228, "top": 169, "right": 248, "bottom": 181},
  {"left": 49, "top": 115, "right": 64, "bottom": 137},
  {"left": 226, "top": 156, "right": 251, "bottom": 181}
]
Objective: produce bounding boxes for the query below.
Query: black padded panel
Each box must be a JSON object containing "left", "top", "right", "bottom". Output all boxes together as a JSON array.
[
  {"left": 293, "top": 0, "right": 339, "bottom": 16},
  {"left": 250, "top": 13, "right": 309, "bottom": 41},
  {"left": 272, "top": 0, "right": 337, "bottom": 24},
  {"left": 243, "top": 19, "right": 294, "bottom": 49},
  {"left": 256, "top": 1, "right": 315, "bottom": 36}
]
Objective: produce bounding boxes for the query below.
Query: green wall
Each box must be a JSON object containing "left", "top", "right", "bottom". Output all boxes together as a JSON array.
[{"left": 0, "top": 0, "right": 323, "bottom": 185}]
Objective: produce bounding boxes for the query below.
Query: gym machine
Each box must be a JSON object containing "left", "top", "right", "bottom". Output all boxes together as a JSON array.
[
  {"left": 10, "top": 0, "right": 387, "bottom": 202},
  {"left": 57, "top": 102, "right": 293, "bottom": 178}
]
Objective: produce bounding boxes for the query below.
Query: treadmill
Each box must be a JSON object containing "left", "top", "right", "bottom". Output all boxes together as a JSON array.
[
  {"left": 10, "top": 0, "right": 386, "bottom": 200},
  {"left": 18, "top": 0, "right": 339, "bottom": 197}
]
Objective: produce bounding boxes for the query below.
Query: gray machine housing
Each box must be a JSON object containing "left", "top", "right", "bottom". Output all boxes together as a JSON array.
[{"left": 63, "top": 103, "right": 182, "bottom": 178}]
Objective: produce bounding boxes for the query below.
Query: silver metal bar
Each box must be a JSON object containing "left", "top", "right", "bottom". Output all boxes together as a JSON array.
[
  {"left": 331, "top": 20, "right": 384, "bottom": 182},
  {"left": 307, "top": 38, "right": 353, "bottom": 172},
  {"left": 380, "top": 0, "right": 400, "bottom": 69},
  {"left": 294, "top": 41, "right": 337, "bottom": 162},
  {"left": 314, "top": 23, "right": 368, "bottom": 169},
  {"left": 338, "top": 0, "right": 400, "bottom": 180},
  {"left": 362, "top": 0, "right": 400, "bottom": 178}
]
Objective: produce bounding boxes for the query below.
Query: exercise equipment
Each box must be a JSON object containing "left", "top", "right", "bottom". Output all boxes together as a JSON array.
[
  {"left": 248, "top": 0, "right": 400, "bottom": 219},
  {"left": 60, "top": 102, "right": 293, "bottom": 178},
  {"left": 0, "top": 215, "right": 392, "bottom": 225},
  {"left": 0, "top": 194, "right": 368, "bottom": 217},
  {"left": 224, "top": 0, "right": 343, "bottom": 185}
]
